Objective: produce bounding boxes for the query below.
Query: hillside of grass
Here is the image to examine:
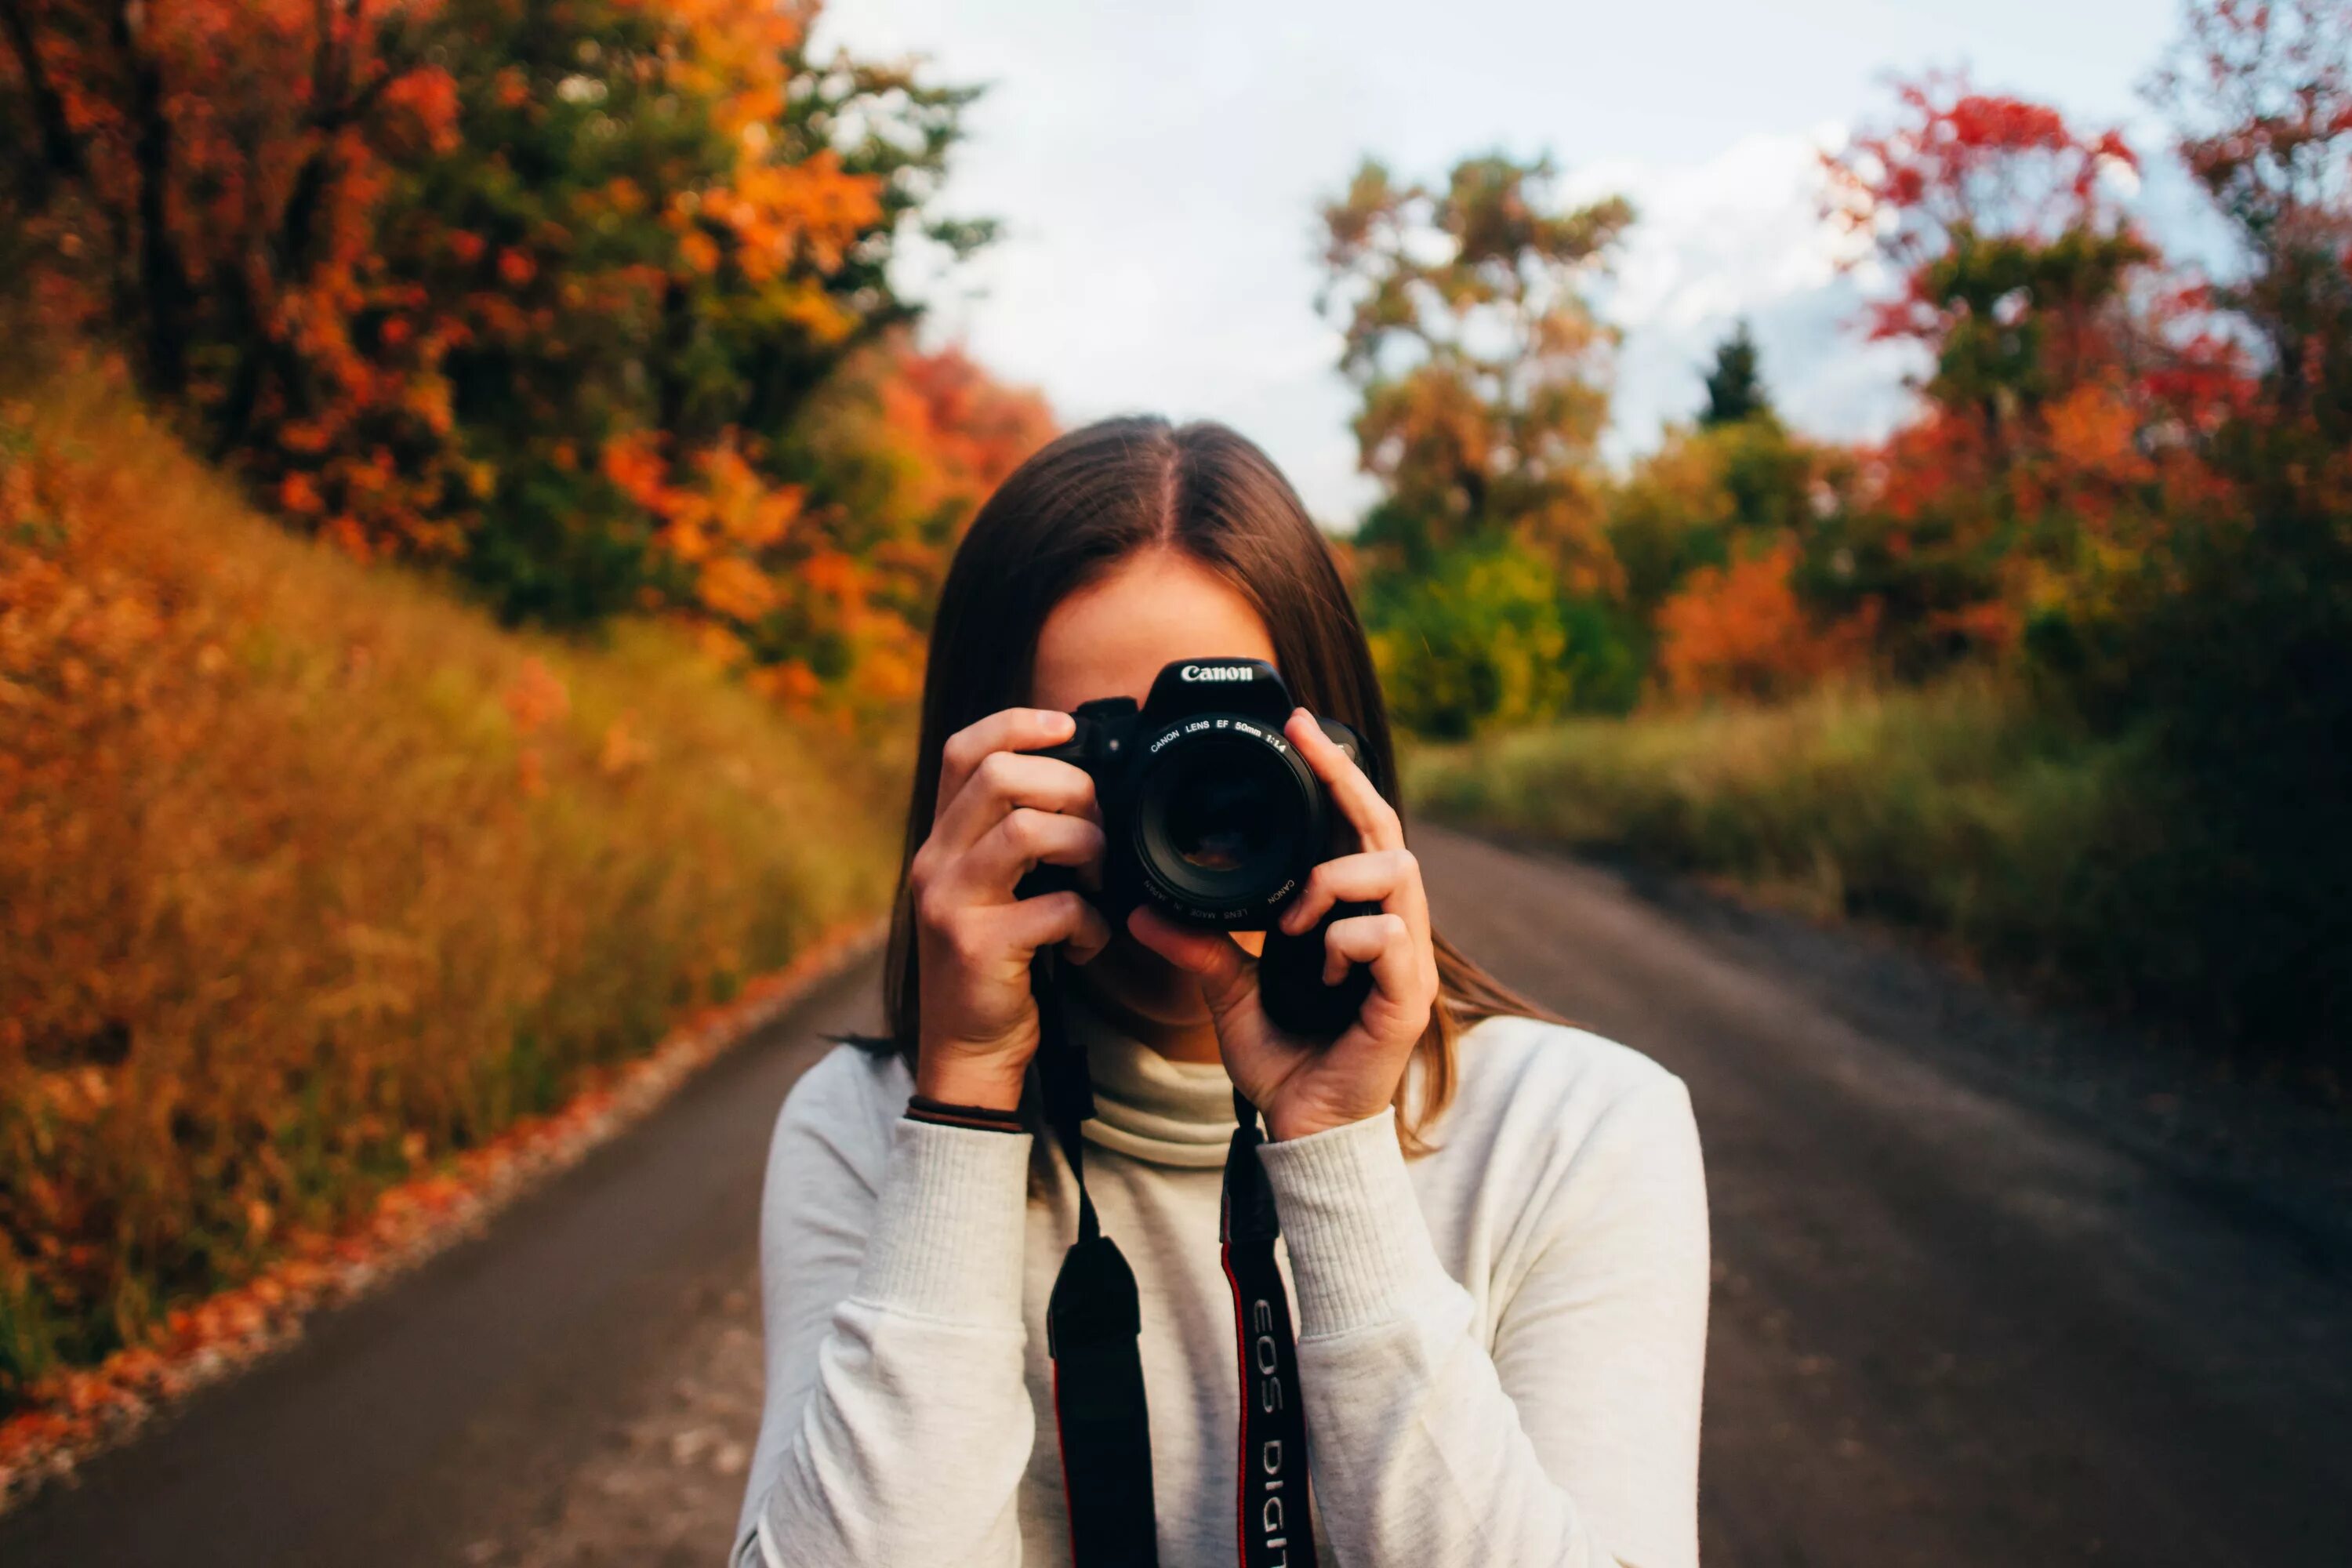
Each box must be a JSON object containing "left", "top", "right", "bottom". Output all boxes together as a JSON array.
[
  {"left": 0, "top": 361, "right": 905, "bottom": 1404},
  {"left": 1403, "top": 679, "right": 2198, "bottom": 1022}
]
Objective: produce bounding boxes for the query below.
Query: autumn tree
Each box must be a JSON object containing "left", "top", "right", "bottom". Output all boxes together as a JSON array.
[
  {"left": 1316, "top": 151, "right": 1635, "bottom": 736},
  {"left": 1606, "top": 416, "right": 1828, "bottom": 658},
  {"left": 1319, "top": 152, "right": 1632, "bottom": 580},
  {"left": 0, "top": 0, "right": 449, "bottom": 404},
  {"left": 2042, "top": 0, "right": 2352, "bottom": 1044},
  {"left": 2151, "top": 0, "right": 2352, "bottom": 440},
  {"left": 1815, "top": 77, "right": 2205, "bottom": 672},
  {"left": 0, "top": 0, "right": 1004, "bottom": 675},
  {"left": 1826, "top": 74, "right": 2155, "bottom": 458}
]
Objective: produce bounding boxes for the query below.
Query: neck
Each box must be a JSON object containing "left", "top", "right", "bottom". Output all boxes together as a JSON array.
[{"left": 1069, "top": 968, "right": 1223, "bottom": 1065}]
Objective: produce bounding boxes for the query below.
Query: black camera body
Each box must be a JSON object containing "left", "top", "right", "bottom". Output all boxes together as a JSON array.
[{"left": 1022, "top": 657, "right": 1377, "bottom": 1040}]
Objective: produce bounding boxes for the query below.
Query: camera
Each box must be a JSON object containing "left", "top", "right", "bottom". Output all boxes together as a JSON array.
[{"left": 1020, "top": 657, "right": 1377, "bottom": 1038}]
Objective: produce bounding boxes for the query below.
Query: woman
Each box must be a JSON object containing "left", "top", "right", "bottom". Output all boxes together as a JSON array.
[{"left": 732, "top": 419, "right": 1709, "bottom": 1568}]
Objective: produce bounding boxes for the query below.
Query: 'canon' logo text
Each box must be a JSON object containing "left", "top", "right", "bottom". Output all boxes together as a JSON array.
[{"left": 1179, "top": 663, "right": 1254, "bottom": 683}]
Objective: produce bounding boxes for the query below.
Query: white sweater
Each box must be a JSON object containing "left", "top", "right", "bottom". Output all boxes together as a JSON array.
[{"left": 732, "top": 1001, "right": 1710, "bottom": 1568}]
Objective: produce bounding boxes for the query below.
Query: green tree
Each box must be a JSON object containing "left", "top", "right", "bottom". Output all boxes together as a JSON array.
[
  {"left": 1363, "top": 543, "right": 1637, "bottom": 739},
  {"left": 1698, "top": 318, "right": 1771, "bottom": 426}
]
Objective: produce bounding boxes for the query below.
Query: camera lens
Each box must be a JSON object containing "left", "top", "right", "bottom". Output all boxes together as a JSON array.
[
  {"left": 1163, "top": 766, "right": 1271, "bottom": 874},
  {"left": 1133, "top": 733, "right": 1311, "bottom": 916}
]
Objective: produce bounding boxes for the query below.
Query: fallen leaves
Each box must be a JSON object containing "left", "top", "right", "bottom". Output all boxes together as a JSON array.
[{"left": 0, "top": 918, "right": 881, "bottom": 1516}]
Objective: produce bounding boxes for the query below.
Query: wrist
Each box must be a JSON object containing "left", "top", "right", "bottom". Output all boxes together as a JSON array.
[
  {"left": 1264, "top": 1098, "right": 1386, "bottom": 1142},
  {"left": 914, "top": 1046, "right": 1029, "bottom": 1113}
]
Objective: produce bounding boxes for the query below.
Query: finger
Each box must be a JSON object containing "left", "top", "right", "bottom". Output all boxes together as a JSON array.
[
  {"left": 1286, "top": 709, "right": 1403, "bottom": 852},
  {"left": 932, "top": 749, "right": 1099, "bottom": 858},
  {"left": 955, "top": 808, "right": 1105, "bottom": 902},
  {"left": 936, "top": 708, "right": 1078, "bottom": 823},
  {"left": 1126, "top": 906, "right": 1254, "bottom": 1011},
  {"left": 1323, "top": 910, "right": 1416, "bottom": 993},
  {"left": 1278, "top": 847, "right": 1428, "bottom": 938},
  {"left": 1002, "top": 888, "right": 1113, "bottom": 966}
]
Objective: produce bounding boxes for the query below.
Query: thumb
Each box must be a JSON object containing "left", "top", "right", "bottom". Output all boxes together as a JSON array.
[{"left": 1127, "top": 908, "right": 1254, "bottom": 1011}]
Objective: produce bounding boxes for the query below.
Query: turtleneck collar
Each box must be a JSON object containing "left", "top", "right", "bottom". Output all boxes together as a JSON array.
[{"left": 1059, "top": 986, "right": 1238, "bottom": 1168}]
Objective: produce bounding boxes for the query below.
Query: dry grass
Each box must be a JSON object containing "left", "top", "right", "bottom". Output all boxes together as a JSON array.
[
  {"left": 0, "top": 359, "right": 904, "bottom": 1403},
  {"left": 1404, "top": 677, "right": 2144, "bottom": 978}
]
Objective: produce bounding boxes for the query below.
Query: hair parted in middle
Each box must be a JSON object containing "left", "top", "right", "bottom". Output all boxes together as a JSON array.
[{"left": 861, "top": 413, "right": 1555, "bottom": 1150}]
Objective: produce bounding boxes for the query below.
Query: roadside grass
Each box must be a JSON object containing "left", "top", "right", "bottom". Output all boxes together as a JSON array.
[
  {"left": 1403, "top": 677, "right": 2161, "bottom": 1002},
  {"left": 0, "top": 358, "right": 904, "bottom": 1406}
]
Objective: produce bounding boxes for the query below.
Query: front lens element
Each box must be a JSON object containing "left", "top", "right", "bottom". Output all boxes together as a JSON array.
[
  {"left": 1163, "top": 767, "right": 1271, "bottom": 873},
  {"left": 1134, "top": 731, "right": 1312, "bottom": 916}
]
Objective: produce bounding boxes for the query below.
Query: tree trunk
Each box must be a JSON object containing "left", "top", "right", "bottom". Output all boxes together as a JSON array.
[
  {"left": 0, "top": 0, "right": 85, "bottom": 208},
  {"left": 111, "top": 0, "right": 194, "bottom": 396}
]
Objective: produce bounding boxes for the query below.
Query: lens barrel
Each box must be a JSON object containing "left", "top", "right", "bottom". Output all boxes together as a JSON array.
[{"left": 1126, "top": 715, "right": 1324, "bottom": 926}]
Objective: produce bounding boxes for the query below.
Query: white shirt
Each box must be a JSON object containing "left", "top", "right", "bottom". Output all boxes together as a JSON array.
[{"left": 733, "top": 1002, "right": 1710, "bottom": 1566}]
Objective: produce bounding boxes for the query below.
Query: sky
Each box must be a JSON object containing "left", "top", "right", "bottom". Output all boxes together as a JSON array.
[{"left": 815, "top": 0, "right": 2207, "bottom": 526}]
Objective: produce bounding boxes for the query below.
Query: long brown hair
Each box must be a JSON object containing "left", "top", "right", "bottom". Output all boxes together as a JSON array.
[{"left": 864, "top": 415, "right": 1548, "bottom": 1149}]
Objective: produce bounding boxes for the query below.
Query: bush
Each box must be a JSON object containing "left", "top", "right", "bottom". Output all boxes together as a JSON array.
[
  {"left": 1403, "top": 678, "right": 2197, "bottom": 1022},
  {"left": 1365, "top": 543, "right": 1639, "bottom": 739},
  {"left": 0, "top": 365, "right": 902, "bottom": 1403}
]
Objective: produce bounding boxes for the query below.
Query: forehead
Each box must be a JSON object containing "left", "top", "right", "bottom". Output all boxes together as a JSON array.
[{"left": 1029, "top": 548, "right": 1276, "bottom": 711}]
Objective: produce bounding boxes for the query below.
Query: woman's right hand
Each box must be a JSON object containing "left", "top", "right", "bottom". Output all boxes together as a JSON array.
[{"left": 910, "top": 707, "right": 1111, "bottom": 1112}]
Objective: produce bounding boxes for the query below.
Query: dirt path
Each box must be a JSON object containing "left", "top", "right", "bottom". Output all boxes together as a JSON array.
[{"left": 5, "top": 826, "right": 2347, "bottom": 1566}]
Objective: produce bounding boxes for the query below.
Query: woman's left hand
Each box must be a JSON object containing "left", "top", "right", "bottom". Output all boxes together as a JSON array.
[{"left": 1127, "top": 708, "right": 1439, "bottom": 1142}]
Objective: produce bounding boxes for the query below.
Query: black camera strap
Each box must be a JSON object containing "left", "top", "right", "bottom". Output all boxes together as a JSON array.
[
  {"left": 1219, "top": 1087, "right": 1319, "bottom": 1568},
  {"left": 1033, "top": 954, "right": 1320, "bottom": 1568},
  {"left": 1039, "top": 952, "right": 1160, "bottom": 1567}
]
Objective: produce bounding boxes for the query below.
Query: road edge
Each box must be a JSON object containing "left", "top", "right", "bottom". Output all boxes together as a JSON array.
[{"left": 0, "top": 916, "right": 887, "bottom": 1518}]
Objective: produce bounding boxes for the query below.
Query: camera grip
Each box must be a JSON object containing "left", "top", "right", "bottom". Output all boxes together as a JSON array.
[{"left": 1257, "top": 898, "right": 1381, "bottom": 1041}]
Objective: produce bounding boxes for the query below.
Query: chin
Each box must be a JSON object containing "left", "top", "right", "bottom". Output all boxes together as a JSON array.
[{"left": 1075, "top": 932, "right": 1208, "bottom": 1027}]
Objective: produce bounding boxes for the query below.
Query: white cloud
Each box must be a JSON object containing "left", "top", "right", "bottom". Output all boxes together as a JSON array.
[
  {"left": 1572, "top": 127, "right": 1926, "bottom": 463},
  {"left": 816, "top": 0, "right": 2185, "bottom": 521}
]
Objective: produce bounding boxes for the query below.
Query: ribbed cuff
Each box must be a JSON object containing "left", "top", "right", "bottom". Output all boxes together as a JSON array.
[
  {"left": 1254, "top": 1106, "right": 1452, "bottom": 1338},
  {"left": 851, "top": 1116, "right": 1033, "bottom": 1325}
]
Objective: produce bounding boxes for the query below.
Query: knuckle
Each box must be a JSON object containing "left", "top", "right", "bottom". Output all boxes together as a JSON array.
[
  {"left": 974, "top": 749, "right": 1022, "bottom": 795},
  {"left": 1004, "top": 807, "right": 1046, "bottom": 855}
]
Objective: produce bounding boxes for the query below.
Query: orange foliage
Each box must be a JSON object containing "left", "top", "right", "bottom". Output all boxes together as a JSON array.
[
  {"left": 0, "top": 367, "right": 901, "bottom": 1409},
  {"left": 2, "top": 0, "right": 1018, "bottom": 710},
  {"left": 0, "top": 920, "right": 876, "bottom": 1507},
  {"left": 1655, "top": 543, "right": 1878, "bottom": 702}
]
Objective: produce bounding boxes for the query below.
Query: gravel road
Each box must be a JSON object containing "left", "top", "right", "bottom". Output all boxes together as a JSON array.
[{"left": 5, "top": 824, "right": 2347, "bottom": 1567}]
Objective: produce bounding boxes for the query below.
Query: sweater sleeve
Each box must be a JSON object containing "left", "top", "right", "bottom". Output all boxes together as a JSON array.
[
  {"left": 1256, "top": 1076, "right": 1709, "bottom": 1568},
  {"left": 732, "top": 1065, "right": 1038, "bottom": 1568}
]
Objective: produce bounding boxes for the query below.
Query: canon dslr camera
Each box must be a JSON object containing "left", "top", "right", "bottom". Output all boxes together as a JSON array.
[{"left": 1021, "top": 657, "right": 1378, "bottom": 1038}]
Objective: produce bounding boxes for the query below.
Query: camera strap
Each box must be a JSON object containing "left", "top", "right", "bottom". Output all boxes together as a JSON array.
[
  {"left": 1033, "top": 953, "right": 1320, "bottom": 1568},
  {"left": 1039, "top": 953, "right": 1160, "bottom": 1567},
  {"left": 1220, "top": 1087, "right": 1319, "bottom": 1568}
]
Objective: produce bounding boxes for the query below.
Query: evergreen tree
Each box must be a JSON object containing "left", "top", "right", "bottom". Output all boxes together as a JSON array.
[{"left": 1699, "top": 319, "right": 1771, "bottom": 426}]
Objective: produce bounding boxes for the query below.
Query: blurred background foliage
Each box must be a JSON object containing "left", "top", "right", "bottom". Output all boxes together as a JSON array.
[
  {"left": 1338, "top": 10, "right": 2351, "bottom": 1062},
  {"left": 0, "top": 0, "right": 1050, "bottom": 1404},
  {"left": 1, "top": 0, "right": 2348, "bottom": 1410}
]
